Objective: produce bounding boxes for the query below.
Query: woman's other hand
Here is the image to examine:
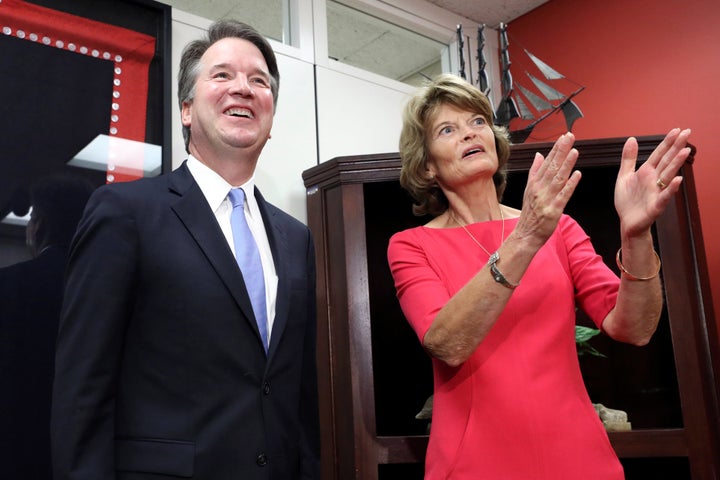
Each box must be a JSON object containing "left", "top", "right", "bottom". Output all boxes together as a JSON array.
[{"left": 615, "top": 128, "right": 692, "bottom": 238}]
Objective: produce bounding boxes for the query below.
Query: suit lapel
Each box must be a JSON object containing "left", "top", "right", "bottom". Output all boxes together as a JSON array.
[
  {"left": 168, "top": 165, "right": 260, "bottom": 341},
  {"left": 254, "top": 188, "right": 290, "bottom": 359}
]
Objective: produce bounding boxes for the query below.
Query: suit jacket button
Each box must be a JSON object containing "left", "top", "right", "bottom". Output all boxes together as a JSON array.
[
  {"left": 256, "top": 453, "right": 268, "bottom": 466},
  {"left": 263, "top": 382, "right": 270, "bottom": 395}
]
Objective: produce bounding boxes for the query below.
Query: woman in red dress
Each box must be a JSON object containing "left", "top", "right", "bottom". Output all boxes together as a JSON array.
[{"left": 387, "top": 73, "right": 691, "bottom": 479}]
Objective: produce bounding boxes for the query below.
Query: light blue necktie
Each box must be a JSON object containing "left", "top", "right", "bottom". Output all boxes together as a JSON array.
[{"left": 228, "top": 188, "right": 268, "bottom": 352}]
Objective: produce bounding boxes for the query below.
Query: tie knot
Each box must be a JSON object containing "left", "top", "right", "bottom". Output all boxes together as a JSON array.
[{"left": 228, "top": 188, "right": 246, "bottom": 209}]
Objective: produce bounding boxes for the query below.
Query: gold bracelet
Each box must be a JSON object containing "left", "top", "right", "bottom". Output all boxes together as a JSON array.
[{"left": 615, "top": 248, "right": 661, "bottom": 281}]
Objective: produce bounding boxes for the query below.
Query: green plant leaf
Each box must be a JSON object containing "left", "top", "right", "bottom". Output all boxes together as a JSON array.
[
  {"left": 575, "top": 325, "right": 601, "bottom": 343},
  {"left": 575, "top": 326, "right": 606, "bottom": 357}
]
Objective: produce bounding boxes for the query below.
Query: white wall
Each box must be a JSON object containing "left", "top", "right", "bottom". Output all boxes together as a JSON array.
[
  {"left": 168, "top": 2, "right": 499, "bottom": 224},
  {"left": 315, "top": 66, "right": 412, "bottom": 162}
]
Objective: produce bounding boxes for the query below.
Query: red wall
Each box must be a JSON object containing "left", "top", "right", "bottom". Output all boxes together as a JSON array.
[{"left": 508, "top": 0, "right": 720, "bottom": 322}]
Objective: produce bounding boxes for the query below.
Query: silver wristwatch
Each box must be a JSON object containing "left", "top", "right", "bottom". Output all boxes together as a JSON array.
[{"left": 488, "top": 251, "right": 519, "bottom": 290}]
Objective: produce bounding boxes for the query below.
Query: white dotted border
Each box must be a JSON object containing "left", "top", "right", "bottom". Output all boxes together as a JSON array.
[
  {"left": 2, "top": 22, "right": 124, "bottom": 141},
  {"left": 2, "top": 6, "right": 129, "bottom": 182}
]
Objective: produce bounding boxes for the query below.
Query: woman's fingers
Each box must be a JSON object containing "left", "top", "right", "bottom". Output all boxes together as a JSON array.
[
  {"left": 646, "top": 128, "right": 690, "bottom": 173},
  {"left": 530, "top": 132, "right": 579, "bottom": 196},
  {"left": 618, "top": 136, "right": 639, "bottom": 179},
  {"left": 535, "top": 132, "right": 576, "bottom": 182},
  {"left": 645, "top": 128, "right": 680, "bottom": 169},
  {"left": 527, "top": 152, "right": 545, "bottom": 180},
  {"left": 656, "top": 129, "right": 691, "bottom": 186},
  {"left": 519, "top": 134, "right": 582, "bottom": 243}
]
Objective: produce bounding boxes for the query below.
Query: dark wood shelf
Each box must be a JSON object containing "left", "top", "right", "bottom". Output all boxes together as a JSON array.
[
  {"left": 375, "top": 429, "right": 689, "bottom": 464},
  {"left": 304, "top": 136, "right": 720, "bottom": 480},
  {"left": 608, "top": 429, "right": 688, "bottom": 458}
]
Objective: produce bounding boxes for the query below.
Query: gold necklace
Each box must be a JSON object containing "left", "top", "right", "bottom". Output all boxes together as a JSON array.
[{"left": 449, "top": 206, "right": 505, "bottom": 257}]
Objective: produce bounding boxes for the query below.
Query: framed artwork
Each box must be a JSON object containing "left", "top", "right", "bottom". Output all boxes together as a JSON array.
[{"left": 0, "top": 0, "right": 171, "bottom": 266}]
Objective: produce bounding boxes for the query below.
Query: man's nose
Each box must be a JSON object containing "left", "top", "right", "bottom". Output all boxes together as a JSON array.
[{"left": 229, "top": 75, "right": 254, "bottom": 96}]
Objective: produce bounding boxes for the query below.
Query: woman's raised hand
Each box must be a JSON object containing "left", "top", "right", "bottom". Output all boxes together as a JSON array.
[
  {"left": 614, "top": 128, "right": 691, "bottom": 238},
  {"left": 515, "top": 132, "right": 582, "bottom": 249}
]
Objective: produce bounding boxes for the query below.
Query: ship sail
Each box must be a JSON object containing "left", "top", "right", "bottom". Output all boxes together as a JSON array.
[
  {"left": 527, "top": 72, "right": 566, "bottom": 101},
  {"left": 525, "top": 49, "right": 564, "bottom": 80},
  {"left": 560, "top": 96, "right": 584, "bottom": 131},
  {"left": 513, "top": 91, "right": 535, "bottom": 120},
  {"left": 515, "top": 83, "right": 552, "bottom": 113},
  {"left": 478, "top": 23, "right": 585, "bottom": 143}
]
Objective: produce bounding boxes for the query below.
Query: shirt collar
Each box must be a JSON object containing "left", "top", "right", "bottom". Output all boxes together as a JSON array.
[{"left": 186, "top": 155, "right": 258, "bottom": 213}]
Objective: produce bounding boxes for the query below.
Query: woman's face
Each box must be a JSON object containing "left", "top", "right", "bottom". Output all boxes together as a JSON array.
[{"left": 425, "top": 103, "right": 497, "bottom": 189}]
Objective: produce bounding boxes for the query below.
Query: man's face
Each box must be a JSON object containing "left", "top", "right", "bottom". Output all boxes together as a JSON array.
[{"left": 181, "top": 37, "right": 274, "bottom": 158}]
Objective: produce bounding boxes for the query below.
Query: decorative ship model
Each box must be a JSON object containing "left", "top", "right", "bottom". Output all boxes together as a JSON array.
[{"left": 458, "top": 24, "right": 585, "bottom": 143}]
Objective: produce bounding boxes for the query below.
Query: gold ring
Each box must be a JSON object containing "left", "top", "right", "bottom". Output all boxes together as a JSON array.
[{"left": 656, "top": 178, "right": 667, "bottom": 189}]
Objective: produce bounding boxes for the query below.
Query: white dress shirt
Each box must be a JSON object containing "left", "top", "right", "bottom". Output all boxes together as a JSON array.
[{"left": 186, "top": 155, "right": 278, "bottom": 340}]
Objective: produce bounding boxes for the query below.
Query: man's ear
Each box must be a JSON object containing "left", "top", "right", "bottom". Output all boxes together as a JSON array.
[{"left": 181, "top": 100, "right": 192, "bottom": 127}]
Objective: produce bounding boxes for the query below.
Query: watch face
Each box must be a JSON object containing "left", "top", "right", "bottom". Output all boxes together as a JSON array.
[{"left": 488, "top": 251, "right": 499, "bottom": 265}]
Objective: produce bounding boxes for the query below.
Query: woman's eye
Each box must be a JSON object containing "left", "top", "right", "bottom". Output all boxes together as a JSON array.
[
  {"left": 439, "top": 126, "right": 453, "bottom": 135},
  {"left": 473, "top": 117, "right": 487, "bottom": 126}
]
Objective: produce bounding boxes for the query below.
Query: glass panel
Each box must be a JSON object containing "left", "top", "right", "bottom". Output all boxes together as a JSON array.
[
  {"left": 327, "top": 0, "right": 447, "bottom": 86},
  {"left": 160, "top": 0, "right": 290, "bottom": 45},
  {"left": 1, "top": 0, "right": 168, "bottom": 268}
]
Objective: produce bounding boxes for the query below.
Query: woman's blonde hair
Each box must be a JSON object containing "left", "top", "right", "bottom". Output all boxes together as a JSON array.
[{"left": 399, "top": 73, "right": 511, "bottom": 217}]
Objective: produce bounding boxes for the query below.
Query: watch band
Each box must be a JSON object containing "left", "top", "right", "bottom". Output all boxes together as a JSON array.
[{"left": 487, "top": 251, "right": 519, "bottom": 289}]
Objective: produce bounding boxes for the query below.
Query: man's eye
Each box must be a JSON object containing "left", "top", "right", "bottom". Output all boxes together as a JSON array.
[{"left": 213, "top": 72, "right": 230, "bottom": 79}]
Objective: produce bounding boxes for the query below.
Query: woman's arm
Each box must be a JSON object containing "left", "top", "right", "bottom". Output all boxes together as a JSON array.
[{"left": 602, "top": 128, "right": 692, "bottom": 344}]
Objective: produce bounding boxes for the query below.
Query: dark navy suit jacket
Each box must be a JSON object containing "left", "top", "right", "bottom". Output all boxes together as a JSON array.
[
  {"left": 1, "top": 245, "right": 68, "bottom": 480},
  {"left": 51, "top": 163, "right": 320, "bottom": 479}
]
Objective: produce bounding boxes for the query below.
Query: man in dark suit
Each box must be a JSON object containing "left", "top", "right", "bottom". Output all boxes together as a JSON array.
[
  {"left": 0, "top": 174, "right": 93, "bottom": 479},
  {"left": 51, "top": 20, "right": 320, "bottom": 480}
]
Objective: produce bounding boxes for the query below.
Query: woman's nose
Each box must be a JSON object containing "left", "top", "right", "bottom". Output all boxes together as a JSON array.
[{"left": 462, "top": 127, "right": 477, "bottom": 140}]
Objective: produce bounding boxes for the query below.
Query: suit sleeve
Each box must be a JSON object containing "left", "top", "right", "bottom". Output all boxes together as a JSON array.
[{"left": 52, "top": 186, "right": 138, "bottom": 480}]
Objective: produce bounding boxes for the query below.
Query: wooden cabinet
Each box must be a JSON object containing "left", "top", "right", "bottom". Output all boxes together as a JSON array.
[{"left": 303, "top": 136, "right": 720, "bottom": 479}]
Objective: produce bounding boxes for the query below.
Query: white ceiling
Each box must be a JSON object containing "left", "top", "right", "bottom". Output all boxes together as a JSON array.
[
  {"left": 425, "top": 0, "right": 548, "bottom": 26},
  {"left": 162, "top": 0, "right": 548, "bottom": 36},
  {"left": 161, "top": 0, "right": 548, "bottom": 84}
]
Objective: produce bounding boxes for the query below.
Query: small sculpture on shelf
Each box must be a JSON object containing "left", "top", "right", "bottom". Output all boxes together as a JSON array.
[{"left": 593, "top": 403, "right": 632, "bottom": 432}]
